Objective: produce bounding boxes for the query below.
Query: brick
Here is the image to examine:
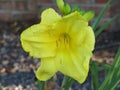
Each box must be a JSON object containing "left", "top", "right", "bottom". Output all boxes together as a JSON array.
[
  {"left": 111, "top": 0, "right": 120, "bottom": 14},
  {"left": 22, "top": 13, "right": 37, "bottom": 20},
  {"left": 95, "top": 0, "right": 109, "bottom": 3},
  {"left": 0, "top": 13, "right": 11, "bottom": 21},
  {"left": 15, "top": 1, "right": 28, "bottom": 11},
  {"left": 12, "top": 13, "right": 38, "bottom": 20},
  {"left": 27, "top": 0, "right": 37, "bottom": 11},
  {"left": 37, "top": 0, "right": 52, "bottom": 3},
  {"left": 0, "top": 1, "right": 15, "bottom": 10},
  {"left": 65, "top": 0, "right": 91, "bottom": 3}
]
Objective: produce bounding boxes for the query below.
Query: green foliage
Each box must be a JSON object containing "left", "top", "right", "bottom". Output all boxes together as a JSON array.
[
  {"left": 60, "top": 76, "right": 74, "bottom": 90},
  {"left": 72, "top": 6, "right": 86, "bottom": 15},
  {"left": 98, "top": 62, "right": 111, "bottom": 71},
  {"left": 56, "top": 0, "right": 71, "bottom": 15},
  {"left": 90, "top": 1, "right": 118, "bottom": 89},
  {"left": 0, "top": 87, "right": 2, "bottom": 90},
  {"left": 95, "top": 15, "right": 118, "bottom": 37},
  {"left": 90, "top": 49, "right": 120, "bottom": 90},
  {"left": 36, "top": 80, "right": 45, "bottom": 90},
  {"left": 92, "top": 0, "right": 111, "bottom": 31},
  {"left": 72, "top": 6, "right": 81, "bottom": 12},
  {"left": 56, "top": 0, "right": 64, "bottom": 13},
  {"left": 63, "top": 3, "right": 71, "bottom": 15},
  {"left": 99, "top": 48, "right": 120, "bottom": 90},
  {"left": 90, "top": 61, "right": 99, "bottom": 90},
  {"left": 83, "top": 11, "right": 95, "bottom": 21}
]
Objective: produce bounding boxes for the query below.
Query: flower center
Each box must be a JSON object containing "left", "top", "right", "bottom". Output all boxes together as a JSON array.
[{"left": 56, "top": 33, "right": 70, "bottom": 48}]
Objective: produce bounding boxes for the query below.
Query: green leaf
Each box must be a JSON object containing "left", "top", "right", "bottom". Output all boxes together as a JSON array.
[
  {"left": 95, "top": 15, "right": 118, "bottom": 37},
  {"left": 56, "top": 0, "right": 71, "bottom": 15},
  {"left": 98, "top": 62, "right": 111, "bottom": 71},
  {"left": 72, "top": 6, "right": 81, "bottom": 12},
  {"left": 72, "top": 6, "right": 85, "bottom": 15},
  {"left": 99, "top": 48, "right": 120, "bottom": 90},
  {"left": 63, "top": 3, "right": 71, "bottom": 15},
  {"left": 90, "top": 61, "right": 99, "bottom": 90},
  {"left": 83, "top": 11, "right": 95, "bottom": 21},
  {"left": 92, "top": 0, "right": 111, "bottom": 31}
]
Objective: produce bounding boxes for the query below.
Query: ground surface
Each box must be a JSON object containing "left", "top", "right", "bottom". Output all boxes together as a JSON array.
[{"left": 0, "top": 21, "right": 120, "bottom": 90}]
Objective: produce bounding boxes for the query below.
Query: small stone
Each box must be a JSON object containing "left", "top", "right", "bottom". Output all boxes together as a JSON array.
[
  {"left": 5, "top": 67, "right": 16, "bottom": 73},
  {"left": 18, "top": 85, "right": 23, "bottom": 90},
  {"left": 0, "top": 68, "right": 6, "bottom": 74},
  {"left": 0, "top": 40, "right": 6, "bottom": 44},
  {"left": 2, "top": 60, "right": 9, "bottom": 65}
]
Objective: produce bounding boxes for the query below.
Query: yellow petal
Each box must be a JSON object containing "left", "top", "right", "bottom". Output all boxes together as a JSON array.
[
  {"left": 55, "top": 11, "right": 95, "bottom": 51},
  {"left": 56, "top": 48, "right": 92, "bottom": 83},
  {"left": 21, "top": 24, "right": 55, "bottom": 42},
  {"left": 71, "top": 24, "right": 95, "bottom": 51},
  {"left": 53, "top": 11, "right": 88, "bottom": 36},
  {"left": 62, "top": 12, "right": 95, "bottom": 51},
  {"left": 63, "top": 11, "right": 88, "bottom": 29},
  {"left": 36, "top": 58, "right": 57, "bottom": 81},
  {"left": 22, "top": 41, "right": 56, "bottom": 58},
  {"left": 20, "top": 24, "right": 56, "bottom": 58},
  {"left": 41, "top": 8, "right": 61, "bottom": 25},
  {"left": 51, "top": 11, "right": 88, "bottom": 38},
  {"left": 81, "top": 26, "right": 95, "bottom": 51}
]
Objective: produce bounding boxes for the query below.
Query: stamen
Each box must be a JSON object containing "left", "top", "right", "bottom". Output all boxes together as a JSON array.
[{"left": 56, "top": 33, "right": 70, "bottom": 48}]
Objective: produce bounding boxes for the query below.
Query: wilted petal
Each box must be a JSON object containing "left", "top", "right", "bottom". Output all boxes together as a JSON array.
[{"left": 36, "top": 58, "right": 57, "bottom": 81}]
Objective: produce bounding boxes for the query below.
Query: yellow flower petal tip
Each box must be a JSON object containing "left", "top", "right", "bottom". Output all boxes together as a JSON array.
[{"left": 20, "top": 8, "right": 95, "bottom": 83}]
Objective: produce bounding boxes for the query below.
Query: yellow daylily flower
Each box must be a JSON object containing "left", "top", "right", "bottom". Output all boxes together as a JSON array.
[{"left": 20, "top": 8, "right": 95, "bottom": 83}]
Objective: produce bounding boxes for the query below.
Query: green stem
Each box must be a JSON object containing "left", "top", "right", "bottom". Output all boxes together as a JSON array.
[
  {"left": 98, "top": 48, "right": 120, "bottom": 90},
  {"left": 60, "top": 76, "right": 74, "bottom": 90},
  {"left": 37, "top": 80, "right": 45, "bottom": 90},
  {"left": 0, "top": 87, "right": 2, "bottom": 90},
  {"left": 92, "top": 0, "right": 111, "bottom": 31}
]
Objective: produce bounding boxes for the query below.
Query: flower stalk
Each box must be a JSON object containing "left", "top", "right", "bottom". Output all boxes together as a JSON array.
[
  {"left": 60, "top": 76, "right": 74, "bottom": 90},
  {"left": 37, "top": 80, "right": 45, "bottom": 90}
]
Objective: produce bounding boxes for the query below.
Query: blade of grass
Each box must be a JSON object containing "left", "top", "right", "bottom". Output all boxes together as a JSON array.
[
  {"left": 95, "top": 15, "right": 118, "bottom": 37},
  {"left": 99, "top": 48, "right": 120, "bottom": 90},
  {"left": 92, "top": 0, "right": 111, "bottom": 31},
  {"left": 90, "top": 61, "right": 99, "bottom": 90},
  {"left": 98, "top": 62, "right": 111, "bottom": 71}
]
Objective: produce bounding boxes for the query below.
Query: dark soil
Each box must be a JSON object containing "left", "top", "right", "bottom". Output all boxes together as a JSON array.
[{"left": 0, "top": 20, "right": 120, "bottom": 90}]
